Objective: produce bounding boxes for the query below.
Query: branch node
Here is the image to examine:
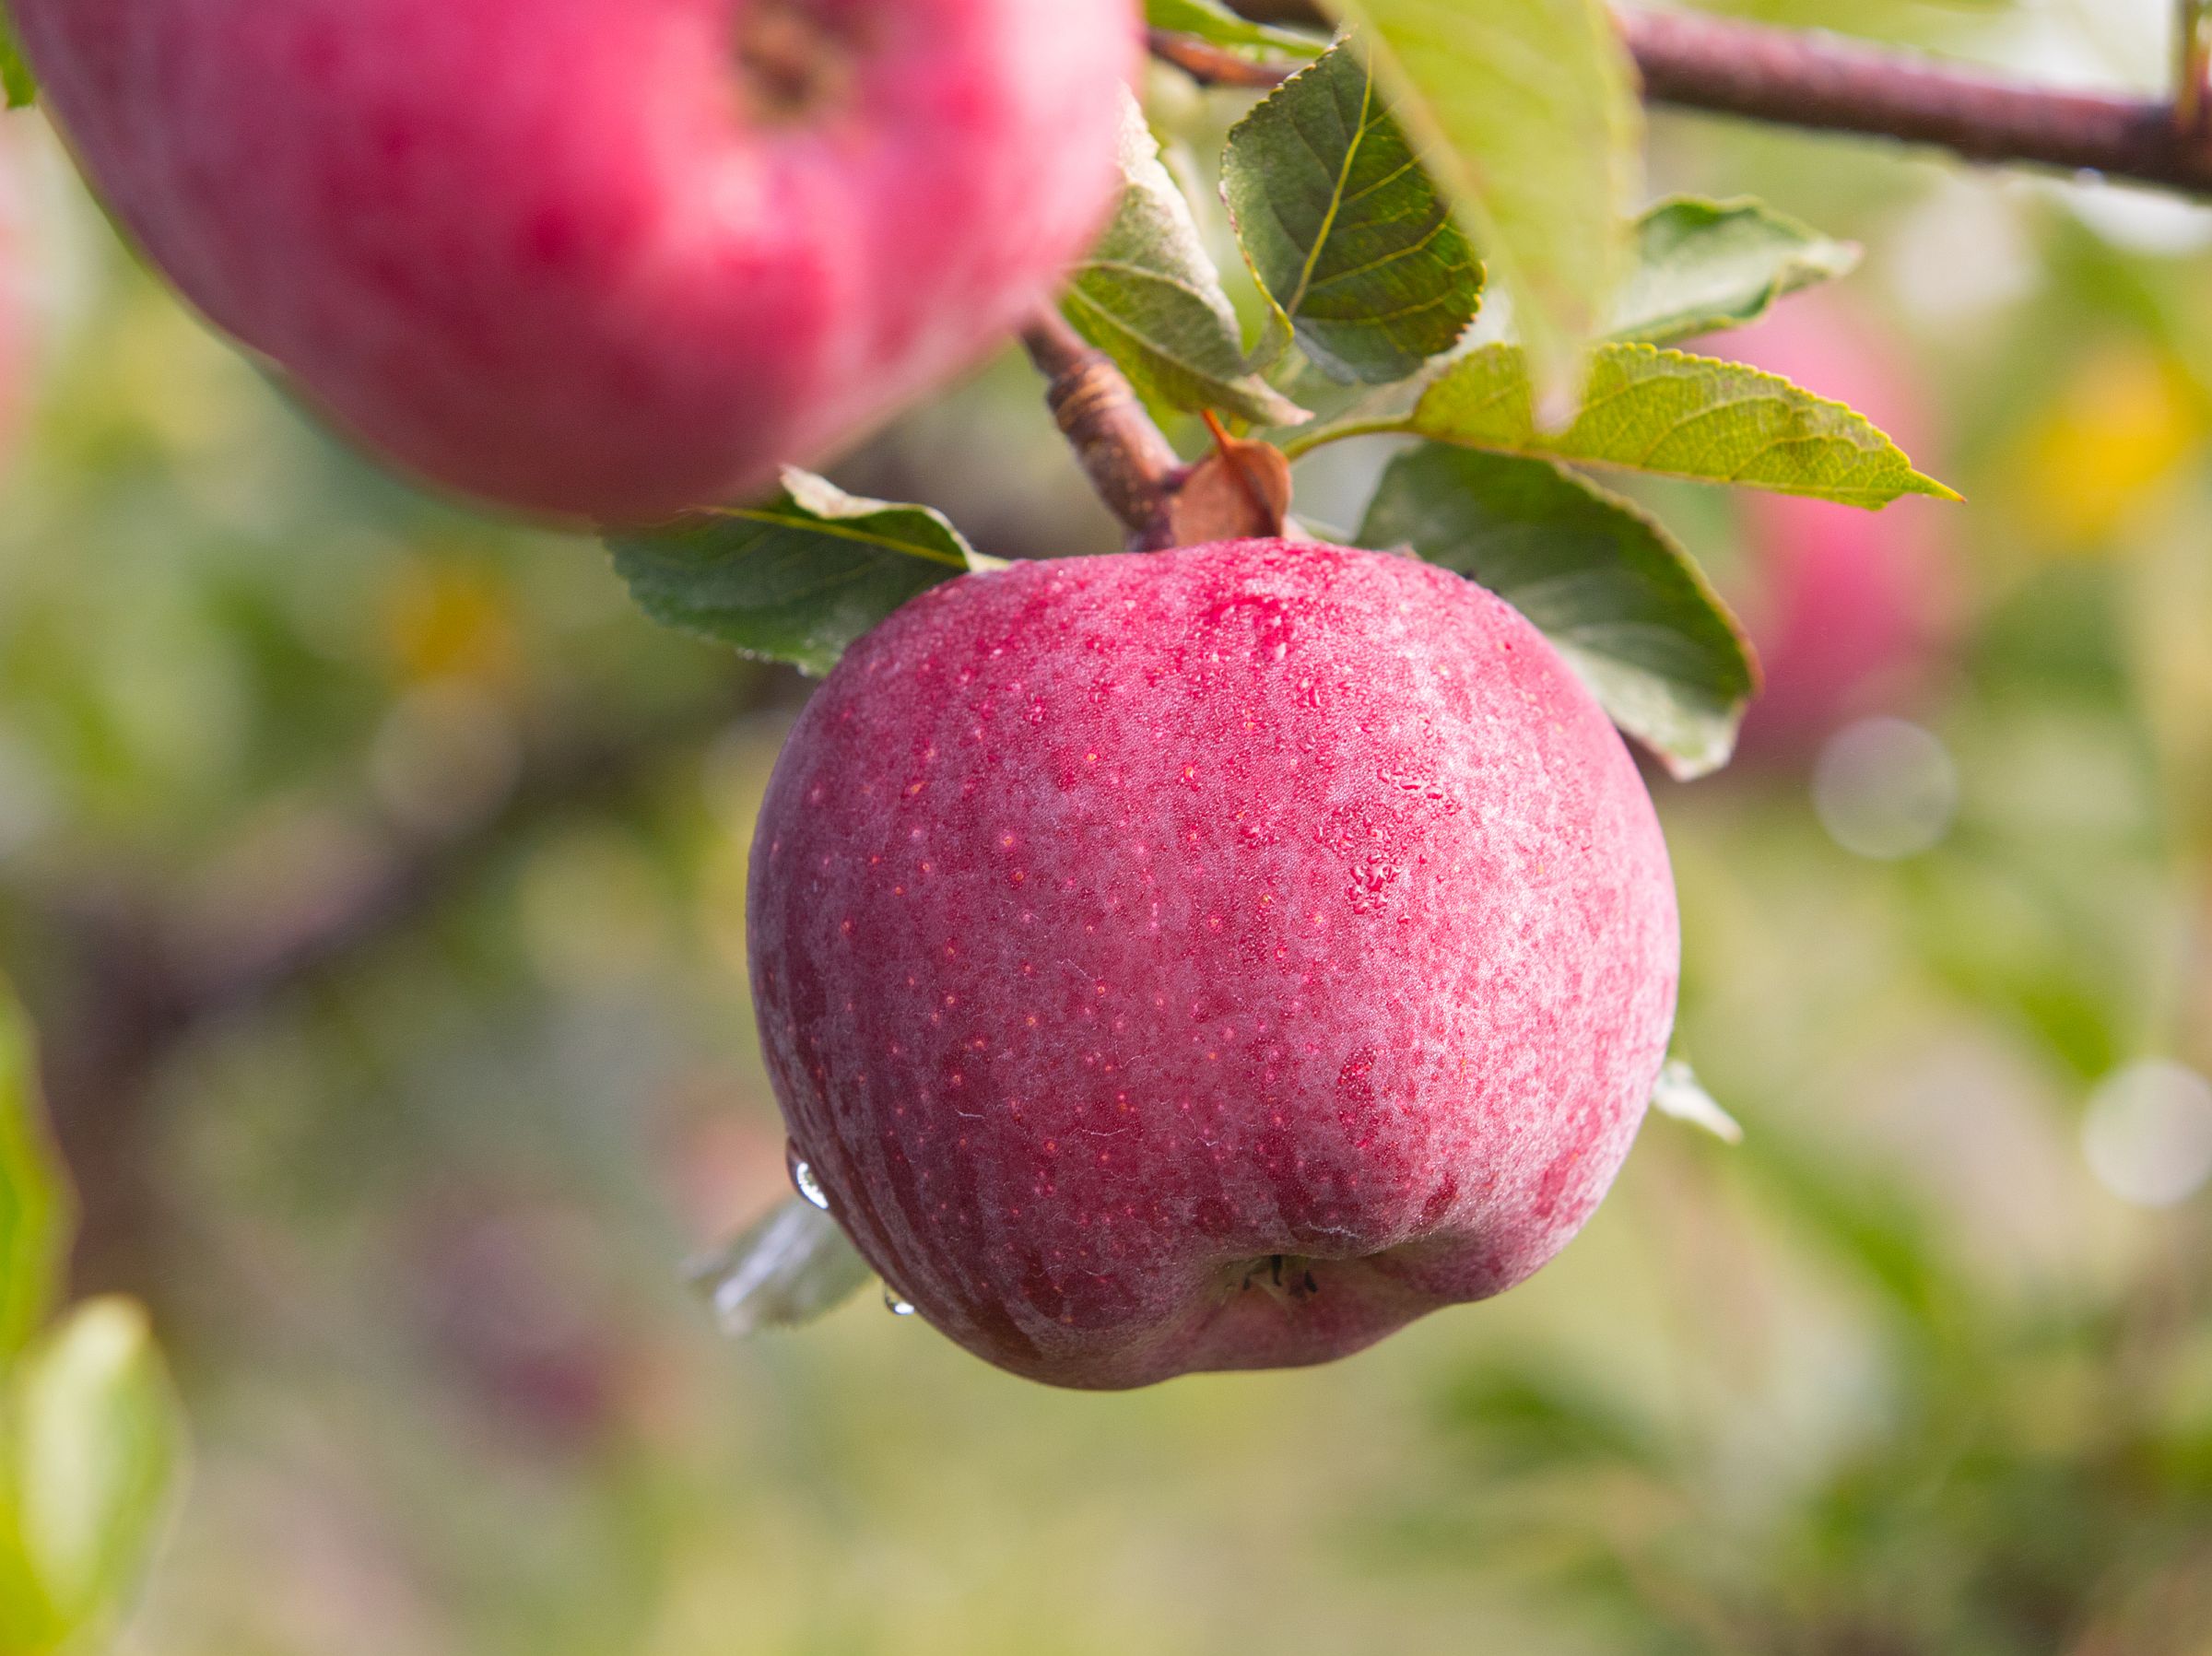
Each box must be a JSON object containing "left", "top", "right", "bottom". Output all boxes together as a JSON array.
[{"left": 1022, "top": 311, "right": 1183, "bottom": 546}]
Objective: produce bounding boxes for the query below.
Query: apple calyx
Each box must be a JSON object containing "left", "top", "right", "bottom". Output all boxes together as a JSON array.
[{"left": 735, "top": 0, "right": 865, "bottom": 124}]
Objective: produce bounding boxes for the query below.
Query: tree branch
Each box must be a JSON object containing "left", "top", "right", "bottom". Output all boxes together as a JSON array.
[
  {"left": 1617, "top": 8, "right": 2212, "bottom": 194},
  {"left": 26, "top": 677, "right": 776, "bottom": 1294},
  {"left": 1199, "top": 3, "right": 2212, "bottom": 197},
  {"left": 1145, "top": 28, "right": 1290, "bottom": 90}
]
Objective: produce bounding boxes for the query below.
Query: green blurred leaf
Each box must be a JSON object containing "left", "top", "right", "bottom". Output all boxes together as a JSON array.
[
  {"left": 1648, "top": 1058, "right": 1745, "bottom": 1142},
  {"left": 1607, "top": 196, "right": 1861, "bottom": 346},
  {"left": 1145, "top": 0, "right": 1325, "bottom": 54},
  {"left": 0, "top": 991, "right": 65, "bottom": 1364},
  {"left": 10, "top": 1298, "right": 183, "bottom": 1639},
  {"left": 1359, "top": 444, "right": 1754, "bottom": 777},
  {"left": 1377, "top": 343, "right": 1958, "bottom": 507},
  {"left": 0, "top": 8, "right": 33, "bottom": 111},
  {"left": 609, "top": 469, "right": 991, "bottom": 676},
  {"left": 1437, "top": 1364, "right": 1666, "bottom": 1475},
  {"left": 688, "top": 1198, "right": 874, "bottom": 1339},
  {"left": 1323, "top": 0, "right": 1640, "bottom": 411},
  {"left": 1067, "top": 94, "right": 1311, "bottom": 427},
  {"left": 1222, "top": 41, "right": 1483, "bottom": 385}
]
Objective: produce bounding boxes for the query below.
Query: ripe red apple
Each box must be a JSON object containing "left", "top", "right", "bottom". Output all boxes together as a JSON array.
[
  {"left": 13, "top": 0, "right": 1137, "bottom": 523},
  {"left": 1712, "top": 293, "right": 1955, "bottom": 757},
  {"left": 749, "top": 539, "right": 1679, "bottom": 1389}
]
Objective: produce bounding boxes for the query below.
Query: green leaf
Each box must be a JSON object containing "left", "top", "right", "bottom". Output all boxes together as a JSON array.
[
  {"left": 1145, "top": 0, "right": 1325, "bottom": 54},
  {"left": 0, "top": 990, "right": 65, "bottom": 1364},
  {"left": 1607, "top": 197, "right": 1860, "bottom": 346},
  {"left": 1359, "top": 444, "right": 1755, "bottom": 777},
  {"left": 10, "top": 1298, "right": 183, "bottom": 1638},
  {"left": 0, "top": 1496, "right": 56, "bottom": 1653},
  {"left": 1402, "top": 343, "right": 1959, "bottom": 508},
  {"left": 1324, "top": 0, "right": 1641, "bottom": 411},
  {"left": 688, "top": 1199, "right": 874, "bottom": 1339},
  {"left": 1650, "top": 1058, "right": 1745, "bottom": 1143},
  {"left": 609, "top": 468, "right": 992, "bottom": 676},
  {"left": 0, "top": 7, "right": 33, "bottom": 111},
  {"left": 1066, "top": 94, "right": 1311, "bottom": 428},
  {"left": 1221, "top": 41, "right": 1483, "bottom": 386}
]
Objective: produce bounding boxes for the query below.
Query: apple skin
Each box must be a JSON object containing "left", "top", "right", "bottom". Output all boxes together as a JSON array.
[
  {"left": 12, "top": 0, "right": 1136, "bottom": 523},
  {"left": 749, "top": 540, "right": 1679, "bottom": 1389},
  {"left": 1713, "top": 294, "right": 1954, "bottom": 757}
]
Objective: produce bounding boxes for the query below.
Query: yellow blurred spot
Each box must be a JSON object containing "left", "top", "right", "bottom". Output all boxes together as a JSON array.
[
  {"left": 2010, "top": 345, "right": 2204, "bottom": 551},
  {"left": 381, "top": 556, "right": 523, "bottom": 687}
]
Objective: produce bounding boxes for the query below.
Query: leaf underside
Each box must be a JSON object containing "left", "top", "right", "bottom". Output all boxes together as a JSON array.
[
  {"left": 1359, "top": 443, "right": 1756, "bottom": 777},
  {"left": 608, "top": 469, "right": 993, "bottom": 677}
]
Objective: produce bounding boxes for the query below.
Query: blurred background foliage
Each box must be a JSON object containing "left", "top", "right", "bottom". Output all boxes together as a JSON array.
[{"left": 2, "top": 1, "right": 2212, "bottom": 1651}]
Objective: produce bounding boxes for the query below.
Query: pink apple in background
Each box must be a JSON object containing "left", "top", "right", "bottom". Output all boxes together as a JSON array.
[
  {"left": 13, "top": 0, "right": 1137, "bottom": 523},
  {"left": 748, "top": 540, "right": 1679, "bottom": 1390},
  {"left": 1712, "top": 291, "right": 1957, "bottom": 758}
]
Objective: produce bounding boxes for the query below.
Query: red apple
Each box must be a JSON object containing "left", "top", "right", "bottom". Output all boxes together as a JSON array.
[
  {"left": 13, "top": 0, "right": 1137, "bottom": 523},
  {"left": 1712, "top": 293, "right": 1954, "bottom": 757},
  {"left": 749, "top": 540, "right": 1679, "bottom": 1389}
]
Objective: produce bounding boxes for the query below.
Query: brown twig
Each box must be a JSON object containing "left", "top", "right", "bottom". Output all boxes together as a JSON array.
[
  {"left": 1019, "top": 310, "right": 1184, "bottom": 547},
  {"left": 1145, "top": 28, "right": 1295, "bottom": 90},
  {"left": 1191, "top": 3, "right": 2212, "bottom": 197},
  {"left": 1618, "top": 8, "right": 2212, "bottom": 194}
]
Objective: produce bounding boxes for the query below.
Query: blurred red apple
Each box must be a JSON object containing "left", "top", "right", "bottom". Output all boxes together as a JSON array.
[
  {"left": 13, "top": 0, "right": 1137, "bottom": 523},
  {"left": 749, "top": 540, "right": 1679, "bottom": 1389},
  {"left": 1712, "top": 292, "right": 1955, "bottom": 758}
]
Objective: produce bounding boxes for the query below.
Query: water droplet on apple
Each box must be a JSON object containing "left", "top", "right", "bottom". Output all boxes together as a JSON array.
[
  {"left": 883, "top": 1287, "right": 917, "bottom": 1317},
  {"left": 785, "top": 1143, "right": 830, "bottom": 1212}
]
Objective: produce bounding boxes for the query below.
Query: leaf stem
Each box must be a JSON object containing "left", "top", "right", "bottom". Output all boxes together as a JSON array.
[
  {"left": 1146, "top": 29, "right": 1292, "bottom": 89},
  {"left": 1277, "top": 417, "right": 1408, "bottom": 462}
]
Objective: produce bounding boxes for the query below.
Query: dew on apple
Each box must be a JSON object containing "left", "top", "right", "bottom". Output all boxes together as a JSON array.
[
  {"left": 786, "top": 1145, "right": 832, "bottom": 1213},
  {"left": 1812, "top": 717, "right": 1959, "bottom": 861},
  {"left": 2080, "top": 1060, "right": 2212, "bottom": 1209},
  {"left": 884, "top": 1289, "right": 918, "bottom": 1318}
]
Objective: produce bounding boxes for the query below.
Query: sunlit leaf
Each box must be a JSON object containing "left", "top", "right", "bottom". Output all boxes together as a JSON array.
[
  {"left": 1323, "top": 0, "right": 1640, "bottom": 412},
  {"left": 1359, "top": 444, "right": 1755, "bottom": 777},
  {"left": 1409, "top": 343, "right": 1959, "bottom": 507},
  {"left": 11, "top": 1298, "right": 184, "bottom": 1638},
  {"left": 1222, "top": 41, "right": 1483, "bottom": 384},
  {"left": 688, "top": 1198, "right": 874, "bottom": 1339},
  {"left": 609, "top": 469, "right": 992, "bottom": 676},
  {"left": 1649, "top": 1058, "right": 1745, "bottom": 1143},
  {"left": 1608, "top": 196, "right": 1860, "bottom": 346},
  {"left": 1067, "top": 94, "right": 1311, "bottom": 427}
]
